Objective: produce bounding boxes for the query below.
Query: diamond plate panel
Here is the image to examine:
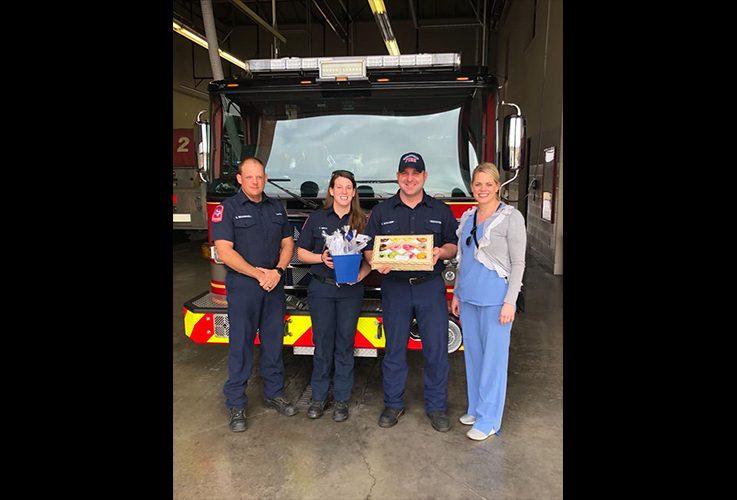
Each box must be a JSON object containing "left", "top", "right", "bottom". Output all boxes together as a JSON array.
[
  {"left": 214, "top": 313, "right": 229, "bottom": 338},
  {"left": 191, "top": 293, "right": 227, "bottom": 309},
  {"left": 290, "top": 226, "right": 301, "bottom": 265},
  {"left": 290, "top": 267, "right": 310, "bottom": 286}
]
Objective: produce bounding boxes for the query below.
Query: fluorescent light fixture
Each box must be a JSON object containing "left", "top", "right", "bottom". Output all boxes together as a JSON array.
[
  {"left": 385, "top": 40, "right": 400, "bottom": 56},
  {"left": 173, "top": 21, "right": 247, "bottom": 70},
  {"left": 367, "top": 1, "right": 400, "bottom": 56},
  {"left": 367, "top": 0, "right": 386, "bottom": 14}
]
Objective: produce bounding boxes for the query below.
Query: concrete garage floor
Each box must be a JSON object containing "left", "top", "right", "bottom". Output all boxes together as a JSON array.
[{"left": 174, "top": 238, "right": 562, "bottom": 499}]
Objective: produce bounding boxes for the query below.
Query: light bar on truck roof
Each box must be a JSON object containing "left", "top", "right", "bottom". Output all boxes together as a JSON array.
[
  {"left": 318, "top": 59, "right": 366, "bottom": 81},
  {"left": 245, "top": 53, "right": 461, "bottom": 76}
]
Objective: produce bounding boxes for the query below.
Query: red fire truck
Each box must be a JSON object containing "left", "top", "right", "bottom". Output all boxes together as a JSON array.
[
  {"left": 173, "top": 126, "right": 208, "bottom": 233},
  {"left": 182, "top": 53, "right": 526, "bottom": 357}
]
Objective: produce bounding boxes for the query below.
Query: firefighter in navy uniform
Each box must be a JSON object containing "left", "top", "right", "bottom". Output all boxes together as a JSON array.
[
  {"left": 296, "top": 170, "right": 372, "bottom": 422},
  {"left": 212, "top": 157, "right": 298, "bottom": 432},
  {"left": 363, "top": 152, "right": 459, "bottom": 432}
]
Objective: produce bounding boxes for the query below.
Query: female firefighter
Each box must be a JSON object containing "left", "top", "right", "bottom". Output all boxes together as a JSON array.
[{"left": 296, "top": 170, "right": 371, "bottom": 422}]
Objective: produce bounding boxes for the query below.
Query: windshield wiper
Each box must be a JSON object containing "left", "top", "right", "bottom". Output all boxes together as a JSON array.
[
  {"left": 267, "top": 178, "right": 320, "bottom": 210},
  {"left": 354, "top": 179, "right": 398, "bottom": 184}
]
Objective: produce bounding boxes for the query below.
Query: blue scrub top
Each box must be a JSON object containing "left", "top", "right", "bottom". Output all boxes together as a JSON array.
[{"left": 455, "top": 210, "right": 508, "bottom": 306}]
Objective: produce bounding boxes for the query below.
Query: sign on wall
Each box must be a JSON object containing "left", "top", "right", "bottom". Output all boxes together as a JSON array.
[
  {"left": 541, "top": 146, "right": 557, "bottom": 223},
  {"left": 173, "top": 129, "right": 195, "bottom": 167}
]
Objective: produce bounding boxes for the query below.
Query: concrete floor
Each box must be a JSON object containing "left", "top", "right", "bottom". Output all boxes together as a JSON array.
[{"left": 174, "top": 238, "right": 562, "bottom": 499}]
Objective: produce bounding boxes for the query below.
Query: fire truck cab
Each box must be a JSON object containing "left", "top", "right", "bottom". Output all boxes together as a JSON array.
[{"left": 182, "top": 52, "right": 526, "bottom": 356}]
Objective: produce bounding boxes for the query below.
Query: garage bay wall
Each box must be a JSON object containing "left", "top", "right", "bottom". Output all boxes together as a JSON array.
[{"left": 492, "top": 0, "right": 563, "bottom": 275}]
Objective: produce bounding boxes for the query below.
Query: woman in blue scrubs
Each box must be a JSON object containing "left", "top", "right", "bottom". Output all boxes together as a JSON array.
[
  {"left": 296, "top": 170, "right": 371, "bottom": 422},
  {"left": 451, "top": 163, "right": 527, "bottom": 441}
]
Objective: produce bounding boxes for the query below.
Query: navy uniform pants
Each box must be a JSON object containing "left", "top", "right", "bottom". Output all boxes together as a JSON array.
[
  {"left": 223, "top": 273, "right": 286, "bottom": 409},
  {"left": 307, "top": 278, "right": 364, "bottom": 402},
  {"left": 380, "top": 274, "right": 449, "bottom": 413}
]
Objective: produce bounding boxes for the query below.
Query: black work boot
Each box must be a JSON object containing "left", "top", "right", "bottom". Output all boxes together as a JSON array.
[
  {"left": 427, "top": 411, "right": 451, "bottom": 432},
  {"left": 332, "top": 401, "right": 350, "bottom": 422},
  {"left": 229, "top": 408, "right": 247, "bottom": 432},
  {"left": 378, "top": 407, "right": 405, "bottom": 428},
  {"left": 307, "top": 400, "right": 326, "bottom": 419},
  {"left": 265, "top": 396, "right": 298, "bottom": 416}
]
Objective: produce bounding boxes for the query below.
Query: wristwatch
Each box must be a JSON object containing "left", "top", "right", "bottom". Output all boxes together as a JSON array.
[{"left": 275, "top": 267, "right": 285, "bottom": 276}]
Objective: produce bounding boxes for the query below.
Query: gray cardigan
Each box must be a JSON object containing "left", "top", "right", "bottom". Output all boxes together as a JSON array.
[{"left": 456, "top": 204, "right": 527, "bottom": 305}]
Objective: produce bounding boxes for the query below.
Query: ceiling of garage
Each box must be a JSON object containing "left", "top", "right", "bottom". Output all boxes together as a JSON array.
[{"left": 173, "top": 0, "right": 509, "bottom": 49}]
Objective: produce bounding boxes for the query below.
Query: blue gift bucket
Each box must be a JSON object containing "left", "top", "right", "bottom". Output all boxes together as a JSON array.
[{"left": 332, "top": 253, "right": 362, "bottom": 284}]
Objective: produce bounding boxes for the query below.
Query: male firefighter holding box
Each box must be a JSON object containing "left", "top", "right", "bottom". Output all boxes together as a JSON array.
[
  {"left": 212, "top": 157, "right": 298, "bottom": 432},
  {"left": 364, "top": 152, "right": 459, "bottom": 432}
]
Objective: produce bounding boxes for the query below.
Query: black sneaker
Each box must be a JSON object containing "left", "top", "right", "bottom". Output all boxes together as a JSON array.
[
  {"left": 378, "top": 407, "right": 405, "bottom": 428},
  {"left": 307, "top": 400, "right": 326, "bottom": 419},
  {"left": 229, "top": 407, "right": 247, "bottom": 432},
  {"left": 427, "top": 411, "right": 451, "bottom": 432},
  {"left": 333, "top": 401, "right": 350, "bottom": 422},
  {"left": 265, "top": 396, "right": 298, "bottom": 416}
]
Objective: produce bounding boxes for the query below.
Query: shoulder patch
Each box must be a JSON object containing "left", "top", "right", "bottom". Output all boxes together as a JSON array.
[{"left": 211, "top": 205, "right": 224, "bottom": 222}]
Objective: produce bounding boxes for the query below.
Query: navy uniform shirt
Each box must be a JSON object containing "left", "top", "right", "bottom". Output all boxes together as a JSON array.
[
  {"left": 364, "top": 191, "right": 459, "bottom": 277},
  {"left": 297, "top": 208, "right": 354, "bottom": 279},
  {"left": 211, "top": 190, "right": 292, "bottom": 274}
]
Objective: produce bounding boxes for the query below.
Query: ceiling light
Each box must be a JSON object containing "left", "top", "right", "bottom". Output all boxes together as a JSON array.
[
  {"left": 367, "top": 0, "right": 399, "bottom": 56},
  {"left": 173, "top": 21, "right": 247, "bottom": 70}
]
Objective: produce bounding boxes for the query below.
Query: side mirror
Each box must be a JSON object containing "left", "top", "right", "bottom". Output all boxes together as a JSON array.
[
  {"left": 502, "top": 114, "right": 526, "bottom": 171},
  {"left": 194, "top": 110, "right": 210, "bottom": 183}
]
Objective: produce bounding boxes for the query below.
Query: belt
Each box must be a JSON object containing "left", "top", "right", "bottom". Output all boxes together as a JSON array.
[
  {"left": 386, "top": 273, "right": 437, "bottom": 285},
  {"left": 309, "top": 273, "right": 338, "bottom": 286}
]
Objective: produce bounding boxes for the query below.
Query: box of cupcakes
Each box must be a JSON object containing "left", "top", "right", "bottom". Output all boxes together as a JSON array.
[{"left": 370, "top": 234, "right": 434, "bottom": 271}]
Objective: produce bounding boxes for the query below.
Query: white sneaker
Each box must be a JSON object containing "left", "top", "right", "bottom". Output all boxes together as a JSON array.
[
  {"left": 466, "top": 428, "right": 495, "bottom": 441},
  {"left": 459, "top": 414, "right": 476, "bottom": 425}
]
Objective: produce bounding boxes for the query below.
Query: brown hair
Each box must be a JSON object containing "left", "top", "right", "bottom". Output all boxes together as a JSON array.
[
  {"left": 323, "top": 172, "right": 367, "bottom": 233},
  {"left": 471, "top": 162, "right": 502, "bottom": 200}
]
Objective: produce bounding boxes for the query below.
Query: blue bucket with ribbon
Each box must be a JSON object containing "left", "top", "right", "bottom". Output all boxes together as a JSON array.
[{"left": 332, "top": 253, "right": 362, "bottom": 284}]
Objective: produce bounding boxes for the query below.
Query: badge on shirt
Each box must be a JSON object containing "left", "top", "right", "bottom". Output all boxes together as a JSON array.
[{"left": 212, "top": 205, "right": 224, "bottom": 222}]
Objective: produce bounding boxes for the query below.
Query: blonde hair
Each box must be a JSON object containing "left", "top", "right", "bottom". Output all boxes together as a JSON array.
[{"left": 471, "top": 162, "right": 502, "bottom": 200}]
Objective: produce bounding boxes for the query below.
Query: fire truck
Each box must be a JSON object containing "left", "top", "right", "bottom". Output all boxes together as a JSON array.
[
  {"left": 173, "top": 126, "right": 208, "bottom": 233},
  {"left": 181, "top": 52, "right": 526, "bottom": 357}
]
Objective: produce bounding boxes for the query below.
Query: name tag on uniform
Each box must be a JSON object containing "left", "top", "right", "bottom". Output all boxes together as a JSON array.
[
  {"left": 381, "top": 220, "right": 396, "bottom": 226},
  {"left": 275, "top": 212, "right": 283, "bottom": 216},
  {"left": 428, "top": 219, "right": 441, "bottom": 224},
  {"left": 235, "top": 215, "right": 252, "bottom": 219}
]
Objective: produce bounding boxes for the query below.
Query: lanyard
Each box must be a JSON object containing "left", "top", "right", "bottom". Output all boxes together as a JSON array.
[{"left": 470, "top": 211, "right": 479, "bottom": 249}]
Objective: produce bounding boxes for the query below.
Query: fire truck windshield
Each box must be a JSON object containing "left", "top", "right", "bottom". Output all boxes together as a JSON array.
[{"left": 211, "top": 90, "right": 483, "bottom": 200}]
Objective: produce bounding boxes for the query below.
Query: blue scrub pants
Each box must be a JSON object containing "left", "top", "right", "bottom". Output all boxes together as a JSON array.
[
  {"left": 223, "top": 273, "right": 286, "bottom": 409},
  {"left": 381, "top": 274, "right": 449, "bottom": 413},
  {"left": 459, "top": 301, "right": 512, "bottom": 435},
  {"left": 307, "top": 279, "right": 364, "bottom": 402}
]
